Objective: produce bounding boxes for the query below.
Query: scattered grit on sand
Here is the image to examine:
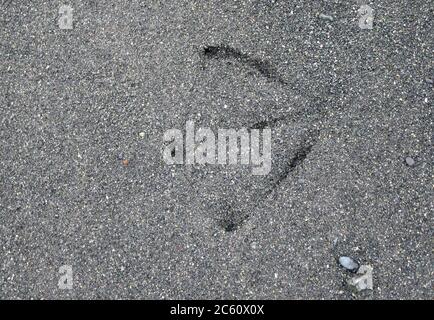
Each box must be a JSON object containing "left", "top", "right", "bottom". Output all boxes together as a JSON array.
[{"left": 0, "top": 0, "right": 432, "bottom": 299}]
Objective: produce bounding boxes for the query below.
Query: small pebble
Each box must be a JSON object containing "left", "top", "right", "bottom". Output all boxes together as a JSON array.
[
  {"left": 405, "top": 157, "right": 415, "bottom": 167},
  {"left": 319, "top": 13, "right": 334, "bottom": 22},
  {"left": 139, "top": 132, "right": 145, "bottom": 138},
  {"left": 339, "top": 256, "right": 360, "bottom": 272},
  {"left": 122, "top": 159, "right": 129, "bottom": 166},
  {"left": 250, "top": 242, "right": 258, "bottom": 250}
]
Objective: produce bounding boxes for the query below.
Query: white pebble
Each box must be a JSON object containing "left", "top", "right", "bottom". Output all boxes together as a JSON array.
[
  {"left": 405, "top": 157, "right": 415, "bottom": 167},
  {"left": 339, "top": 256, "right": 359, "bottom": 272}
]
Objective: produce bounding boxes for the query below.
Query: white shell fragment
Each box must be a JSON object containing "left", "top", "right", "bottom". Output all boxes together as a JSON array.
[
  {"left": 347, "top": 265, "right": 374, "bottom": 292},
  {"left": 339, "top": 256, "right": 360, "bottom": 272},
  {"left": 319, "top": 13, "right": 334, "bottom": 22}
]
